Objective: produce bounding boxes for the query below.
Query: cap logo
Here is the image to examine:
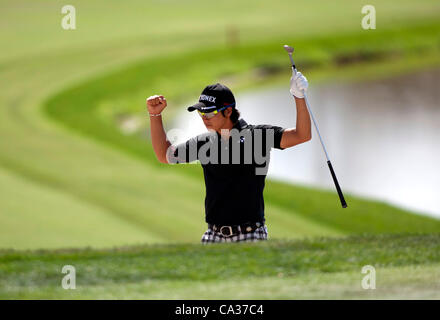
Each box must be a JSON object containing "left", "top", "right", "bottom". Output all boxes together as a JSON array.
[{"left": 199, "top": 94, "right": 216, "bottom": 103}]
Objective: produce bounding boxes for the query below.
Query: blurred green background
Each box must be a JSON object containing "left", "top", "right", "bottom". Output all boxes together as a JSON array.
[{"left": 1, "top": 0, "right": 440, "bottom": 299}]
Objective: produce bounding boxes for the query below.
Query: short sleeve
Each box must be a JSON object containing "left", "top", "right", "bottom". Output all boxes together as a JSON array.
[
  {"left": 166, "top": 132, "right": 213, "bottom": 164},
  {"left": 166, "top": 136, "right": 197, "bottom": 164},
  {"left": 253, "top": 124, "right": 286, "bottom": 150}
]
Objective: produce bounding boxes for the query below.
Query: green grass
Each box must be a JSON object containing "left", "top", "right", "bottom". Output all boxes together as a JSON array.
[
  {"left": 2, "top": 0, "right": 440, "bottom": 300},
  {"left": 0, "top": 166, "right": 161, "bottom": 248},
  {"left": 4, "top": 266, "right": 440, "bottom": 299},
  {"left": 1, "top": 0, "right": 440, "bottom": 252},
  {"left": 1, "top": 234, "right": 439, "bottom": 299}
]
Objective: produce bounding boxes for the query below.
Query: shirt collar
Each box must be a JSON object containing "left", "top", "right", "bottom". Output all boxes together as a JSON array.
[
  {"left": 233, "top": 118, "right": 247, "bottom": 130},
  {"left": 215, "top": 118, "right": 248, "bottom": 140}
]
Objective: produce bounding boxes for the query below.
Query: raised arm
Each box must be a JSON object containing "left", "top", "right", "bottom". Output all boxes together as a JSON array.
[
  {"left": 146, "top": 95, "right": 171, "bottom": 163},
  {"left": 280, "top": 72, "right": 312, "bottom": 149}
]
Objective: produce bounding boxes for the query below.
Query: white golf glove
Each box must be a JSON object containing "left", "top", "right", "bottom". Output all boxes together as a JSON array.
[{"left": 290, "top": 71, "right": 308, "bottom": 99}]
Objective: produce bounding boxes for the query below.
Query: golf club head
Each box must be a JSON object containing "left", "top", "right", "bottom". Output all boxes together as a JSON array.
[
  {"left": 284, "top": 45, "right": 296, "bottom": 72},
  {"left": 283, "top": 45, "right": 294, "bottom": 54}
]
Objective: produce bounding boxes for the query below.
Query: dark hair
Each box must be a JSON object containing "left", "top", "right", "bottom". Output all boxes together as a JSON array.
[{"left": 222, "top": 107, "right": 240, "bottom": 124}]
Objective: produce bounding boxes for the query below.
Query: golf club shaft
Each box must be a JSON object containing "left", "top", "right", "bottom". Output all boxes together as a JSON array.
[{"left": 289, "top": 54, "right": 347, "bottom": 208}]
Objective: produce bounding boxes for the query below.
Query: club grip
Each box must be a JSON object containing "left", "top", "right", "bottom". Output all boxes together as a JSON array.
[{"left": 327, "top": 160, "right": 347, "bottom": 208}]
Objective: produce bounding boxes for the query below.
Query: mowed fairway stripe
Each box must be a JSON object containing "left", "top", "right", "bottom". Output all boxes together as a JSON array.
[
  {"left": 0, "top": 166, "right": 162, "bottom": 248},
  {"left": 0, "top": 41, "right": 216, "bottom": 247},
  {"left": 265, "top": 203, "right": 344, "bottom": 238}
]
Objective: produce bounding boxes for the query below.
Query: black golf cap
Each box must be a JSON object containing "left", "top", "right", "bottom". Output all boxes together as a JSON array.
[{"left": 187, "top": 83, "right": 236, "bottom": 113}]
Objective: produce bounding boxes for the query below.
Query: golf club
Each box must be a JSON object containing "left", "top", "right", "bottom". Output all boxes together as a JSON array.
[{"left": 283, "top": 45, "right": 348, "bottom": 208}]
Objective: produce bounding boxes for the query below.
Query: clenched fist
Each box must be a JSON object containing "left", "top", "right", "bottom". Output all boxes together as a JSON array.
[{"left": 146, "top": 95, "right": 167, "bottom": 115}]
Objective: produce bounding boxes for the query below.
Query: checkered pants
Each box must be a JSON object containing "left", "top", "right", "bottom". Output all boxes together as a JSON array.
[{"left": 201, "top": 225, "right": 268, "bottom": 243}]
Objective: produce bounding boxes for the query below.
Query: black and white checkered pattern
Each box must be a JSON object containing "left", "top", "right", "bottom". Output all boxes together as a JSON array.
[{"left": 201, "top": 225, "right": 268, "bottom": 243}]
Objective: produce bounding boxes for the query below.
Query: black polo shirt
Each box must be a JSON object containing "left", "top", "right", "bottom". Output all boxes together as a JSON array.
[{"left": 167, "top": 118, "right": 285, "bottom": 225}]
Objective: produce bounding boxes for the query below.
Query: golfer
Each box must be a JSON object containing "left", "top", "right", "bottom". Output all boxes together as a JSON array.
[{"left": 146, "top": 72, "right": 311, "bottom": 243}]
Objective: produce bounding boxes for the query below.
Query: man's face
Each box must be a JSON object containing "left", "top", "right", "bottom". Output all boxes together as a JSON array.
[{"left": 200, "top": 108, "right": 232, "bottom": 132}]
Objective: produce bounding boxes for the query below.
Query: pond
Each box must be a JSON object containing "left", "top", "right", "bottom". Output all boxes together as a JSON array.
[{"left": 172, "top": 70, "right": 440, "bottom": 218}]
